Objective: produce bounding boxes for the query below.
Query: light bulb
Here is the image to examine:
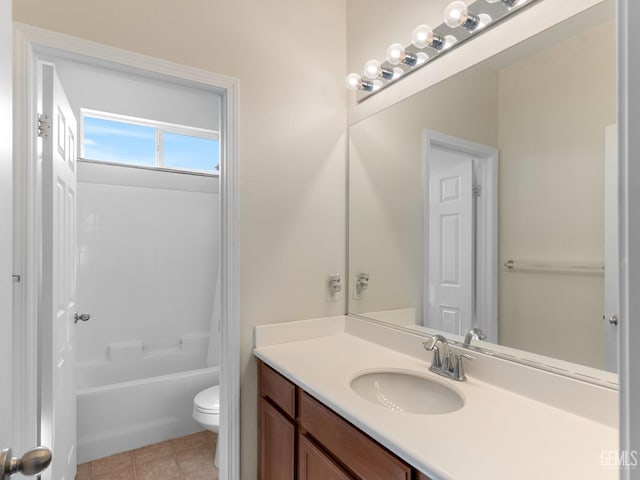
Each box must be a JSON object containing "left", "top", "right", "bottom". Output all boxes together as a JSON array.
[
  {"left": 386, "top": 43, "right": 405, "bottom": 65},
  {"left": 386, "top": 43, "right": 417, "bottom": 67},
  {"left": 345, "top": 73, "right": 361, "bottom": 91},
  {"left": 444, "top": 1, "right": 479, "bottom": 30},
  {"left": 363, "top": 59, "right": 393, "bottom": 80},
  {"left": 345, "top": 73, "right": 373, "bottom": 92},
  {"left": 412, "top": 25, "right": 433, "bottom": 49},
  {"left": 412, "top": 24, "right": 445, "bottom": 50},
  {"left": 364, "top": 60, "right": 381, "bottom": 79}
]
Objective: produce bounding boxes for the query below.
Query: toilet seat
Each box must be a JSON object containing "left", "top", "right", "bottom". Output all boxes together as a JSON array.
[{"left": 194, "top": 385, "right": 220, "bottom": 415}]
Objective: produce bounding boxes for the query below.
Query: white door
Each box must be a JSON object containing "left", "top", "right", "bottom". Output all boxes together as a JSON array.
[
  {"left": 604, "top": 124, "right": 619, "bottom": 372},
  {"left": 40, "top": 63, "right": 78, "bottom": 480},
  {"left": 428, "top": 147, "right": 474, "bottom": 335},
  {"left": 0, "top": 0, "right": 13, "bottom": 455}
]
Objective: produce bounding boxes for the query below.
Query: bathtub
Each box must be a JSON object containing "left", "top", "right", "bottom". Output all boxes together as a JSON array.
[{"left": 76, "top": 334, "right": 219, "bottom": 463}]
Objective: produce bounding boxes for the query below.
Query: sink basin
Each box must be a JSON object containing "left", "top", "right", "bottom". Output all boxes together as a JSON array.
[{"left": 350, "top": 370, "right": 464, "bottom": 415}]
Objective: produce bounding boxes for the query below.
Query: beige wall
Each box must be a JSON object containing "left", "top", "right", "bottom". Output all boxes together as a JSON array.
[
  {"left": 498, "top": 21, "right": 616, "bottom": 367},
  {"left": 13, "top": 1, "right": 347, "bottom": 477}
]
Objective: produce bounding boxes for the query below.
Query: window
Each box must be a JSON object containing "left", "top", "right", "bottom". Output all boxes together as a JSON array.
[{"left": 81, "top": 110, "right": 220, "bottom": 174}]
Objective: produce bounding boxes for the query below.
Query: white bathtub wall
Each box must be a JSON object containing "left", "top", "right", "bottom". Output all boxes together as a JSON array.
[
  {"left": 76, "top": 161, "right": 220, "bottom": 365},
  {"left": 76, "top": 332, "right": 211, "bottom": 389},
  {"left": 53, "top": 56, "right": 221, "bottom": 132}
]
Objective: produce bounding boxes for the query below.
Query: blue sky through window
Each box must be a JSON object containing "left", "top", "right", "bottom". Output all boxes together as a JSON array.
[
  {"left": 83, "top": 116, "right": 156, "bottom": 166},
  {"left": 83, "top": 115, "right": 219, "bottom": 173},
  {"left": 163, "top": 132, "right": 219, "bottom": 172}
]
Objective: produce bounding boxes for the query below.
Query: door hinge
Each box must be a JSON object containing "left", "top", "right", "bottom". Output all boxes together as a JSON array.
[
  {"left": 473, "top": 184, "right": 481, "bottom": 197},
  {"left": 37, "top": 114, "right": 50, "bottom": 138},
  {"left": 12, "top": 274, "right": 21, "bottom": 283}
]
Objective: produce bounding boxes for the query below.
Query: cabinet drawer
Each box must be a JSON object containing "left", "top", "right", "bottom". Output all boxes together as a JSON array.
[
  {"left": 299, "top": 391, "right": 411, "bottom": 480},
  {"left": 259, "top": 361, "right": 296, "bottom": 418}
]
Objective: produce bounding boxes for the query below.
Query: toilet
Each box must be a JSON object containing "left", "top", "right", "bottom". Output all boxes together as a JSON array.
[{"left": 193, "top": 385, "right": 220, "bottom": 467}]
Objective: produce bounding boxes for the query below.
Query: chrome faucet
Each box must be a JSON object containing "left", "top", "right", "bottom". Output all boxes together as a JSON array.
[
  {"left": 463, "top": 327, "right": 487, "bottom": 348},
  {"left": 423, "top": 335, "right": 475, "bottom": 381}
]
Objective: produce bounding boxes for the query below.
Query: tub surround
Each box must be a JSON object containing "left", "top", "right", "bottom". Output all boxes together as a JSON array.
[
  {"left": 77, "top": 366, "right": 219, "bottom": 464},
  {"left": 253, "top": 316, "right": 618, "bottom": 480}
]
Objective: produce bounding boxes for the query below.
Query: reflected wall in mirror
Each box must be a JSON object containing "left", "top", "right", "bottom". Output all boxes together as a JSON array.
[{"left": 348, "top": 0, "right": 616, "bottom": 374}]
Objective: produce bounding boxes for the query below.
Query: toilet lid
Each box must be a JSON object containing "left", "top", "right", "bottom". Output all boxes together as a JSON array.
[{"left": 195, "top": 385, "right": 220, "bottom": 414}]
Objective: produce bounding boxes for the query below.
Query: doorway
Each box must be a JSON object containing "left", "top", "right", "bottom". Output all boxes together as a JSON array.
[
  {"left": 12, "top": 24, "right": 239, "bottom": 480},
  {"left": 422, "top": 130, "right": 498, "bottom": 342}
]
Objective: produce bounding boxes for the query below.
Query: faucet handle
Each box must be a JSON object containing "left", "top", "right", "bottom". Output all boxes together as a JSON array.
[
  {"left": 453, "top": 353, "right": 476, "bottom": 381},
  {"left": 422, "top": 341, "right": 442, "bottom": 369}
]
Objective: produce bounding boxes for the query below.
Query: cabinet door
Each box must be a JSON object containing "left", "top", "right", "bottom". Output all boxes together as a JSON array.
[
  {"left": 259, "top": 398, "right": 295, "bottom": 480},
  {"left": 299, "top": 434, "right": 355, "bottom": 480}
]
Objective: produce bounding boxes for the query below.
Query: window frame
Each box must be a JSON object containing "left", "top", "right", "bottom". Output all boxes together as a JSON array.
[{"left": 79, "top": 108, "right": 221, "bottom": 176}]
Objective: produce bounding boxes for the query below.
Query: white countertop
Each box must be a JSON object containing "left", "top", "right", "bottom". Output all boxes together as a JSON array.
[{"left": 253, "top": 319, "right": 618, "bottom": 480}]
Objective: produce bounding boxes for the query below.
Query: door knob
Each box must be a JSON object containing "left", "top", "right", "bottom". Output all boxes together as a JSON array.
[
  {"left": 74, "top": 312, "right": 91, "bottom": 324},
  {"left": 1, "top": 447, "right": 52, "bottom": 479},
  {"left": 609, "top": 314, "right": 619, "bottom": 326}
]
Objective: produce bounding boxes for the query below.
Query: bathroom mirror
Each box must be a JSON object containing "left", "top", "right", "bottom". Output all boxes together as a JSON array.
[{"left": 348, "top": 0, "right": 618, "bottom": 380}]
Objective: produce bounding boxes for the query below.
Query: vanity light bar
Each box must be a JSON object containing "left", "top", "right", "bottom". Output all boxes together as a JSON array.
[{"left": 346, "top": 0, "right": 540, "bottom": 101}]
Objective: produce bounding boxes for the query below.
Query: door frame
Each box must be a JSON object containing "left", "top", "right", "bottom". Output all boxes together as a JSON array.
[
  {"left": 12, "top": 23, "right": 240, "bottom": 479},
  {"left": 422, "top": 130, "right": 498, "bottom": 343},
  {"left": 618, "top": 0, "right": 640, "bottom": 475},
  {"left": 0, "top": 0, "right": 12, "bottom": 453},
  {"left": 604, "top": 124, "right": 619, "bottom": 372}
]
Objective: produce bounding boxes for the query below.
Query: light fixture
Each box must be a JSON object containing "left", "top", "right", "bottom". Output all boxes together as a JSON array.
[
  {"left": 487, "top": 0, "right": 527, "bottom": 6},
  {"left": 411, "top": 25, "right": 444, "bottom": 50},
  {"left": 345, "top": 73, "right": 373, "bottom": 92},
  {"left": 415, "top": 52, "right": 429, "bottom": 65},
  {"left": 444, "top": 1, "right": 479, "bottom": 30},
  {"left": 363, "top": 59, "right": 393, "bottom": 80},
  {"left": 347, "top": 0, "right": 539, "bottom": 100},
  {"left": 386, "top": 43, "right": 418, "bottom": 66}
]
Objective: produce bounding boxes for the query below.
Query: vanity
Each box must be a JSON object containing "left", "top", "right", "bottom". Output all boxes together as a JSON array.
[
  {"left": 253, "top": 316, "right": 618, "bottom": 480},
  {"left": 258, "top": 360, "right": 424, "bottom": 480},
  {"left": 257, "top": 0, "right": 621, "bottom": 478}
]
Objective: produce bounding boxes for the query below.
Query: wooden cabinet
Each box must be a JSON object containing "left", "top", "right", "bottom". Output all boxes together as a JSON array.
[
  {"left": 416, "top": 473, "right": 433, "bottom": 480},
  {"left": 298, "top": 434, "right": 355, "bottom": 480},
  {"left": 257, "top": 360, "right": 433, "bottom": 480},
  {"left": 258, "top": 361, "right": 296, "bottom": 480},
  {"left": 299, "top": 390, "right": 412, "bottom": 480},
  {"left": 259, "top": 397, "right": 295, "bottom": 480}
]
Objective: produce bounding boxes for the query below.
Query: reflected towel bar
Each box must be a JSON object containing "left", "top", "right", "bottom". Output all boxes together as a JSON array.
[{"left": 503, "top": 259, "right": 604, "bottom": 276}]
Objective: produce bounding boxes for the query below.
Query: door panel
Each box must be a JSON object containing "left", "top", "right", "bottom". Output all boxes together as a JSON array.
[
  {"left": 259, "top": 398, "right": 295, "bottom": 480},
  {"left": 40, "top": 63, "right": 77, "bottom": 480},
  {"left": 428, "top": 147, "right": 473, "bottom": 335}
]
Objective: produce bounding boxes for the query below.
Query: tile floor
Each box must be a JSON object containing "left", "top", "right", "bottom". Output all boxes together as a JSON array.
[{"left": 75, "top": 431, "right": 219, "bottom": 480}]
